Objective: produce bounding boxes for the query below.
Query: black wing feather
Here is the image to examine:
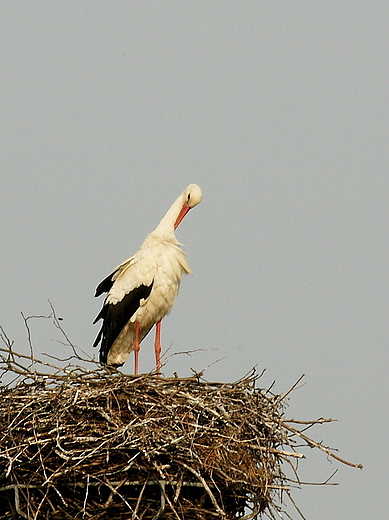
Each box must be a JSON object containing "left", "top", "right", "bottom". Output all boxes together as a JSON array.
[
  {"left": 93, "top": 282, "right": 154, "bottom": 364},
  {"left": 94, "top": 269, "right": 119, "bottom": 297}
]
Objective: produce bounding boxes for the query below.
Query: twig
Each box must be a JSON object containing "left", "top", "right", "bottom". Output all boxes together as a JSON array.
[
  {"left": 283, "top": 422, "right": 363, "bottom": 469},
  {"left": 276, "top": 374, "right": 305, "bottom": 404},
  {"left": 179, "top": 462, "right": 226, "bottom": 516}
]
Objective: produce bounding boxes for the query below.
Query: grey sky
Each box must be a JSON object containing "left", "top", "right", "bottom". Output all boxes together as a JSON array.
[{"left": 1, "top": 3, "right": 388, "bottom": 518}]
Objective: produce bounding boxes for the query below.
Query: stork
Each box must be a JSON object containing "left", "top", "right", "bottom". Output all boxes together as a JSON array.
[{"left": 93, "top": 183, "right": 203, "bottom": 375}]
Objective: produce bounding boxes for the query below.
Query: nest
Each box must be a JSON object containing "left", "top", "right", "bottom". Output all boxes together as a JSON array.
[{"left": 0, "top": 315, "right": 362, "bottom": 520}]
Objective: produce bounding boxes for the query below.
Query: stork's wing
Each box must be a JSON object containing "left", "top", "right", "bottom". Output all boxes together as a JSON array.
[
  {"left": 93, "top": 282, "right": 153, "bottom": 364},
  {"left": 93, "top": 252, "right": 156, "bottom": 364}
]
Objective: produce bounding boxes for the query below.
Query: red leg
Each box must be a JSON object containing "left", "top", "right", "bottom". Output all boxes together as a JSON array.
[
  {"left": 134, "top": 321, "right": 140, "bottom": 375},
  {"left": 154, "top": 320, "right": 162, "bottom": 377}
]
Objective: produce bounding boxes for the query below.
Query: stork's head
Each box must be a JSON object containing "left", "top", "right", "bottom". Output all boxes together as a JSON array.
[{"left": 174, "top": 184, "right": 203, "bottom": 229}]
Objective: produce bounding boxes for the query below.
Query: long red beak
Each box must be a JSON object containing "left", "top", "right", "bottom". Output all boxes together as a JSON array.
[{"left": 174, "top": 204, "right": 190, "bottom": 229}]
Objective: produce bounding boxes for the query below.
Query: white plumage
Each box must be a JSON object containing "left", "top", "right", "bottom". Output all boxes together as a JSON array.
[{"left": 93, "top": 183, "right": 203, "bottom": 374}]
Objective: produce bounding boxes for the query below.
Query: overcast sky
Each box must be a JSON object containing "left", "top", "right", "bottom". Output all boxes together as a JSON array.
[{"left": 1, "top": 2, "right": 388, "bottom": 518}]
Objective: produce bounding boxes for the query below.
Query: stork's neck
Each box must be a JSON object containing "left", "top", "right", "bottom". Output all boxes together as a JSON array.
[{"left": 153, "top": 193, "right": 183, "bottom": 237}]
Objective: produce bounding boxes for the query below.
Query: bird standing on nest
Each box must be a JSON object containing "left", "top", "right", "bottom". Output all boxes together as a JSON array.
[{"left": 93, "top": 183, "right": 203, "bottom": 375}]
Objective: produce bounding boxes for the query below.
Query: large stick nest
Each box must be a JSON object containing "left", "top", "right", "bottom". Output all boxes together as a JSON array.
[{"left": 0, "top": 315, "right": 362, "bottom": 520}]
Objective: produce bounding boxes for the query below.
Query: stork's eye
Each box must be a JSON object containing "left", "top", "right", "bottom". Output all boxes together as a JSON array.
[{"left": 186, "top": 194, "right": 190, "bottom": 203}]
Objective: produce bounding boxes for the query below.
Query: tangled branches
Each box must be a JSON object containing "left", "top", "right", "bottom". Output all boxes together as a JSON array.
[{"left": 0, "top": 314, "right": 362, "bottom": 519}]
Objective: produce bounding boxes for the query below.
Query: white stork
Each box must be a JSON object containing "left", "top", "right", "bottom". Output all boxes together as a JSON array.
[{"left": 93, "top": 183, "right": 203, "bottom": 375}]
